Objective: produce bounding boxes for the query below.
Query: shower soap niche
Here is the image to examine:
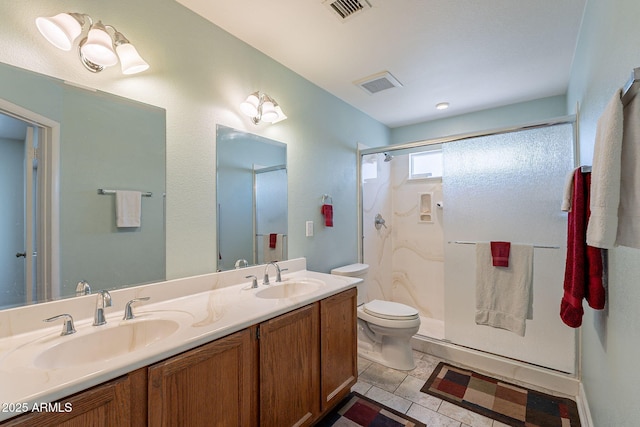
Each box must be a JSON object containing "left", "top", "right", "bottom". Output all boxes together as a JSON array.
[{"left": 419, "top": 192, "right": 433, "bottom": 223}]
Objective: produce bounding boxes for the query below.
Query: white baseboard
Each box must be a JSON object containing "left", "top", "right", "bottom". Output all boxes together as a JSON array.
[{"left": 576, "top": 382, "right": 594, "bottom": 427}]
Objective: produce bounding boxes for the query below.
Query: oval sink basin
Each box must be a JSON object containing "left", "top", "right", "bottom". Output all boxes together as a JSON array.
[
  {"left": 255, "top": 279, "right": 324, "bottom": 299},
  {"left": 34, "top": 318, "right": 179, "bottom": 370}
]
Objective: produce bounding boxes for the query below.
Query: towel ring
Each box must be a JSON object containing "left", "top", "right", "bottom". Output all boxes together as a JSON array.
[{"left": 321, "top": 194, "right": 333, "bottom": 205}]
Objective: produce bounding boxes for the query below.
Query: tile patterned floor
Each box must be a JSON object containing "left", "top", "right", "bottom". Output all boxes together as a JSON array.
[{"left": 352, "top": 350, "right": 512, "bottom": 427}]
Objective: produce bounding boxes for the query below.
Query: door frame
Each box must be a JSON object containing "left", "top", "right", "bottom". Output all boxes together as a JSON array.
[{"left": 0, "top": 98, "right": 60, "bottom": 302}]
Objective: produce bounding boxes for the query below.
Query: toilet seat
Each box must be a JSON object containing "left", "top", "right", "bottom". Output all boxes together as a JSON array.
[{"left": 363, "top": 300, "right": 419, "bottom": 321}]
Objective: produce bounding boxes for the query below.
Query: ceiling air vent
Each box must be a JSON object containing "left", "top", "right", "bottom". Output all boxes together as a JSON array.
[
  {"left": 324, "top": 0, "right": 372, "bottom": 21},
  {"left": 354, "top": 71, "right": 403, "bottom": 95}
]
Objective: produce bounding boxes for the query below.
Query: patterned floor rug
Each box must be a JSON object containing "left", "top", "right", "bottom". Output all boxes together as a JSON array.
[
  {"left": 421, "top": 362, "right": 581, "bottom": 427},
  {"left": 315, "top": 392, "right": 426, "bottom": 427}
]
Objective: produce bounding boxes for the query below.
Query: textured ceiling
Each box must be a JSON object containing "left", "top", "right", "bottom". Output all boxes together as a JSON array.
[{"left": 177, "top": 0, "right": 586, "bottom": 128}]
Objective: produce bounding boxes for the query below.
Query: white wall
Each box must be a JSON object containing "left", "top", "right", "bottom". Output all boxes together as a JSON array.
[
  {"left": 567, "top": 0, "right": 640, "bottom": 424},
  {"left": 0, "top": 0, "right": 389, "bottom": 283}
]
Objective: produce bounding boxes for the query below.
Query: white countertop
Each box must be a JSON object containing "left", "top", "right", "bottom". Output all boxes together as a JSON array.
[{"left": 0, "top": 267, "right": 358, "bottom": 421}]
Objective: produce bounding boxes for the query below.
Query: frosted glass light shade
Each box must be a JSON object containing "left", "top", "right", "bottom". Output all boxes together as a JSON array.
[
  {"left": 271, "top": 105, "right": 287, "bottom": 123},
  {"left": 240, "top": 93, "right": 260, "bottom": 117},
  {"left": 116, "top": 43, "right": 149, "bottom": 74},
  {"left": 36, "top": 13, "right": 82, "bottom": 51},
  {"left": 80, "top": 22, "right": 117, "bottom": 66},
  {"left": 260, "top": 100, "right": 278, "bottom": 123}
]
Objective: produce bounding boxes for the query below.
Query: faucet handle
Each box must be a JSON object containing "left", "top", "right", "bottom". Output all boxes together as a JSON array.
[
  {"left": 276, "top": 268, "right": 288, "bottom": 282},
  {"left": 123, "top": 297, "right": 151, "bottom": 320},
  {"left": 245, "top": 275, "right": 258, "bottom": 289},
  {"left": 43, "top": 314, "right": 76, "bottom": 336}
]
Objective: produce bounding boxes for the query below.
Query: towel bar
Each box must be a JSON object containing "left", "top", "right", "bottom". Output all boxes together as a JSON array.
[
  {"left": 448, "top": 241, "right": 560, "bottom": 249},
  {"left": 98, "top": 189, "right": 152, "bottom": 197}
]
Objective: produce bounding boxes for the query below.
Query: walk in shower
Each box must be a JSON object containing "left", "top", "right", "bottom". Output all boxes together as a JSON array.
[{"left": 359, "top": 118, "right": 579, "bottom": 373}]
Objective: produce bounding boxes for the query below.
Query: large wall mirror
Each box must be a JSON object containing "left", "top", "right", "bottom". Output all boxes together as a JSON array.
[
  {"left": 0, "top": 62, "right": 166, "bottom": 310},
  {"left": 216, "top": 125, "right": 287, "bottom": 271}
]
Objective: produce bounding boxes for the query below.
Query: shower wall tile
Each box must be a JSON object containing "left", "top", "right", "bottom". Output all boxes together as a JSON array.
[
  {"left": 362, "top": 153, "right": 393, "bottom": 302},
  {"left": 391, "top": 154, "right": 445, "bottom": 321},
  {"left": 362, "top": 152, "right": 445, "bottom": 326}
]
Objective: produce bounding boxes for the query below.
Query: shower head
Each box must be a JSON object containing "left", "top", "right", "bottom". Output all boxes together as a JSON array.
[{"left": 383, "top": 152, "right": 393, "bottom": 162}]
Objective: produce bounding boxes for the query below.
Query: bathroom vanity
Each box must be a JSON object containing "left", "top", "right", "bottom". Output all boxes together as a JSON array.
[{"left": 0, "top": 260, "right": 358, "bottom": 426}]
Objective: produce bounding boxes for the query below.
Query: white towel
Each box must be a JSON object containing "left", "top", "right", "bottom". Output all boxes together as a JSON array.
[
  {"left": 263, "top": 234, "right": 284, "bottom": 262},
  {"left": 586, "top": 89, "right": 623, "bottom": 248},
  {"left": 116, "top": 191, "right": 142, "bottom": 228},
  {"left": 475, "top": 243, "right": 534, "bottom": 336},
  {"left": 561, "top": 168, "right": 577, "bottom": 212},
  {"left": 616, "top": 93, "right": 640, "bottom": 248}
]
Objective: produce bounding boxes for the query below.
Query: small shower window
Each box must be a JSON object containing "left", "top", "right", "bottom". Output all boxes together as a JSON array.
[
  {"left": 361, "top": 156, "right": 378, "bottom": 182},
  {"left": 409, "top": 149, "right": 443, "bottom": 179}
]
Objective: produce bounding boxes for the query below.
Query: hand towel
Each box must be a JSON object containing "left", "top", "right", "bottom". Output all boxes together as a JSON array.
[
  {"left": 561, "top": 168, "right": 577, "bottom": 212},
  {"left": 586, "top": 89, "right": 623, "bottom": 248},
  {"left": 561, "top": 170, "right": 605, "bottom": 328},
  {"left": 490, "top": 241, "right": 511, "bottom": 267},
  {"left": 269, "top": 233, "right": 277, "bottom": 249},
  {"left": 116, "top": 190, "right": 142, "bottom": 228},
  {"left": 475, "top": 242, "right": 534, "bottom": 336},
  {"left": 263, "top": 233, "right": 284, "bottom": 262},
  {"left": 616, "top": 92, "right": 640, "bottom": 248},
  {"left": 321, "top": 204, "right": 333, "bottom": 227}
]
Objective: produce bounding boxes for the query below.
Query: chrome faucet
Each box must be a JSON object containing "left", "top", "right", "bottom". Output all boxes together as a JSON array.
[
  {"left": 245, "top": 275, "right": 259, "bottom": 288},
  {"left": 43, "top": 313, "right": 76, "bottom": 336},
  {"left": 263, "top": 262, "right": 288, "bottom": 285},
  {"left": 235, "top": 259, "right": 249, "bottom": 269},
  {"left": 75, "top": 279, "right": 91, "bottom": 296},
  {"left": 93, "top": 290, "right": 112, "bottom": 326},
  {"left": 123, "top": 297, "right": 150, "bottom": 320}
]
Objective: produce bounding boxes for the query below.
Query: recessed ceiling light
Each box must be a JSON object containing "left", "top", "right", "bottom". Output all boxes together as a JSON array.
[{"left": 436, "top": 102, "right": 449, "bottom": 110}]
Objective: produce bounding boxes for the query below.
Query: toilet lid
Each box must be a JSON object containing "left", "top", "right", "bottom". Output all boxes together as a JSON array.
[{"left": 363, "top": 300, "right": 419, "bottom": 321}]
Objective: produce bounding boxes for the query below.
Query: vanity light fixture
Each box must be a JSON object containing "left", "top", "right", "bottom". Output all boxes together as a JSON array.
[
  {"left": 35, "top": 12, "right": 149, "bottom": 75},
  {"left": 240, "top": 91, "right": 287, "bottom": 124}
]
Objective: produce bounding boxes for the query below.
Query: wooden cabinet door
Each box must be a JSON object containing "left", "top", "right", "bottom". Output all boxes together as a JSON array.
[
  {"left": 259, "top": 303, "right": 319, "bottom": 427},
  {"left": 320, "top": 287, "right": 357, "bottom": 411},
  {"left": 0, "top": 375, "right": 134, "bottom": 427},
  {"left": 148, "top": 328, "right": 254, "bottom": 427}
]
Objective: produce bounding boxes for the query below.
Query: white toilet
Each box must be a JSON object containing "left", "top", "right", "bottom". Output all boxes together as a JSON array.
[{"left": 331, "top": 263, "right": 421, "bottom": 370}]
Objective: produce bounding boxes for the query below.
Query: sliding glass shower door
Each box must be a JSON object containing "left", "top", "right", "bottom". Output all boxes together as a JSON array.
[{"left": 442, "top": 122, "right": 576, "bottom": 373}]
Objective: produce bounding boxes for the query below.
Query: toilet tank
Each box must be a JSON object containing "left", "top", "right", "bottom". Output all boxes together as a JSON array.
[{"left": 330, "top": 263, "right": 369, "bottom": 306}]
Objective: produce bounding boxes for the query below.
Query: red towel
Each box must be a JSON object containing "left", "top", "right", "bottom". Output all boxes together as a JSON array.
[
  {"left": 269, "top": 233, "right": 277, "bottom": 249},
  {"left": 321, "top": 204, "right": 333, "bottom": 227},
  {"left": 584, "top": 173, "right": 605, "bottom": 310},
  {"left": 490, "top": 241, "right": 511, "bottom": 267},
  {"left": 561, "top": 169, "right": 605, "bottom": 328}
]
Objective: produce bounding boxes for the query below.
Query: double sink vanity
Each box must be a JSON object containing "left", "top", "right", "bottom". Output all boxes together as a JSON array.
[{"left": 0, "top": 258, "right": 359, "bottom": 426}]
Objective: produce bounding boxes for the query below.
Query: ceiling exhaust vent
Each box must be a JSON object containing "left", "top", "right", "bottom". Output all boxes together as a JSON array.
[
  {"left": 324, "top": 0, "right": 372, "bottom": 21},
  {"left": 354, "top": 71, "right": 403, "bottom": 95}
]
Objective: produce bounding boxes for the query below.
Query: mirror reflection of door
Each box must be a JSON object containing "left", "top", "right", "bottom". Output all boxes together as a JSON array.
[
  {"left": 254, "top": 165, "right": 287, "bottom": 264},
  {"left": 0, "top": 112, "right": 42, "bottom": 308}
]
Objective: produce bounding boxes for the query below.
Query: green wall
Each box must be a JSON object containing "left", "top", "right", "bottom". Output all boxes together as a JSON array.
[
  {"left": 0, "top": 0, "right": 389, "bottom": 281},
  {"left": 391, "top": 95, "right": 568, "bottom": 145},
  {"left": 567, "top": 0, "right": 640, "bottom": 424}
]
